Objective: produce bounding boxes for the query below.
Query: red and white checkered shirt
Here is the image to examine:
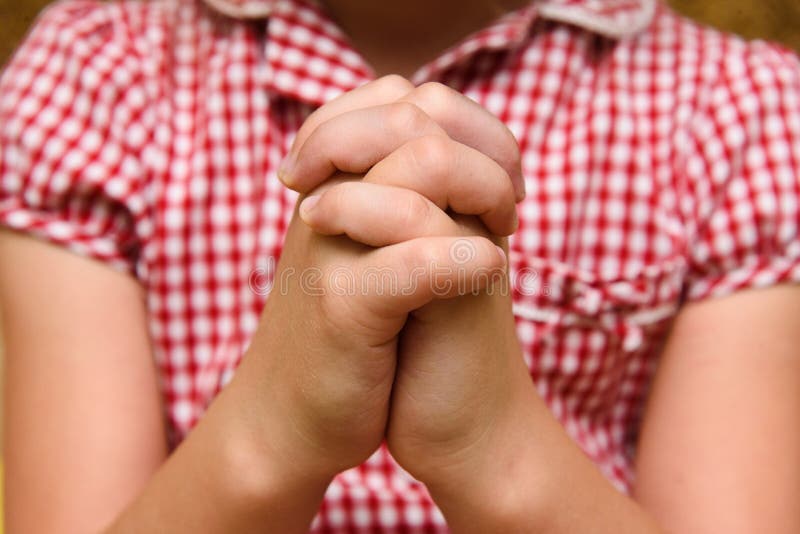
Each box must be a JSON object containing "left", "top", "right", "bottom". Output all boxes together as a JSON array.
[{"left": 2, "top": 0, "right": 800, "bottom": 530}]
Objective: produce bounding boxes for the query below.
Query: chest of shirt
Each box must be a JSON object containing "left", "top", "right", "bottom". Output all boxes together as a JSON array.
[{"left": 133, "top": 21, "right": 700, "bottom": 439}]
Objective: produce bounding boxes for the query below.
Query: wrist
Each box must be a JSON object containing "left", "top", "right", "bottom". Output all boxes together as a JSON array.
[
  {"left": 231, "top": 355, "right": 345, "bottom": 474},
  {"left": 209, "top": 366, "right": 337, "bottom": 506},
  {"left": 421, "top": 377, "right": 557, "bottom": 532},
  {"left": 243, "top": 310, "right": 392, "bottom": 476},
  {"left": 136, "top": 372, "right": 335, "bottom": 533}
]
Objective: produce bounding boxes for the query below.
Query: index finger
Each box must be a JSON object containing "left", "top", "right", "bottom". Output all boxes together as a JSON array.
[
  {"left": 281, "top": 75, "right": 414, "bottom": 176},
  {"left": 399, "top": 82, "right": 525, "bottom": 201}
]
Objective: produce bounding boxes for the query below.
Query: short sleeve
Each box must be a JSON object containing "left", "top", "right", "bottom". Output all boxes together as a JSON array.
[
  {"left": 0, "top": 0, "right": 149, "bottom": 274},
  {"left": 681, "top": 40, "right": 800, "bottom": 301}
]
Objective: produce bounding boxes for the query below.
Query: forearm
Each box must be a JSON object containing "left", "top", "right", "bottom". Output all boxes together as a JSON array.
[
  {"left": 425, "top": 372, "right": 662, "bottom": 533},
  {"left": 105, "top": 363, "right": 332, "bottom": 534}
]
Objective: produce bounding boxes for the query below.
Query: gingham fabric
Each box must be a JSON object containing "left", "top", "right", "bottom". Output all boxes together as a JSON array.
[{"left": 2, "top": 0, "right": 800, "bottom": 530}]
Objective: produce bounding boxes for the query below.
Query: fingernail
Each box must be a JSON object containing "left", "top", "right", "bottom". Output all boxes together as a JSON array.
[
  {"left": 278, "top": 152, "right": 297, "bottom": 186},
  {"left": 299, "top": 195, "right": 321, "bottom": 222},
  {"left": 495, "top": 245, "right": 507, "bottom": 265}
]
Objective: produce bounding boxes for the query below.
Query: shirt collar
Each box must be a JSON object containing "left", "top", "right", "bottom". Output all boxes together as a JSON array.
[
  {"left": 257, "top": 0, "right": 374, "bottom": 105},
  {"left": 208, "top": 0, "right": 657, "bottom": 105},
  {"left": 204, "top": 0, "right": 657, "bottom": 38},
  {"left": 537, "top": 0, "right": 658, "bottom": 39}
]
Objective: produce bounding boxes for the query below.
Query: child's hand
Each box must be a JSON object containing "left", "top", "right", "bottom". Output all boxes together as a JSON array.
[
  {"left": 280, "top": 77, "right": 525, "bottom": 236},
  {"left": 387, "top": 240, "right": 528, "bottom": 493},
  {"left": 288, "top": 77, "right": 530, "bottom": 489},
  {"left": 245, "top": 192, "right": 504, "bottom": 479},
  {"left": 242, "top": 79, "right": 507, "bottom": 483}
]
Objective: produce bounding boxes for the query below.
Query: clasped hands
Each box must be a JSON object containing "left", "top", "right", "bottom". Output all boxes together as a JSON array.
[{"left": 251, "top": 75, "right": 534, "bottom": 495}]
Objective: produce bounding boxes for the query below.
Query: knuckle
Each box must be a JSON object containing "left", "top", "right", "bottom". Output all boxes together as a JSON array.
[
  {"left": 323, "top": 182, "right": 351, "bottom": 213},
  {"left": 403, "top": 241, "right": 437, "bottom": 278},
  {"left": 476, "top": 236, "right": 497, "bottom": 259},
  {"left": 500, "top": 126, "right": 522, "bottom": 169},
  {"left": 393, "top": 251, "right": 420, "bottom": 289},
  {"left": 493, "top": 166, "right": 516, "bottom": 205},
  {"left": 406, "top": 135, "right": 452, "bottom": 181},
  {"left": 385, "top": 101, "right": 431, "bottom": 134},
  {"left": 413, "top": 82, "right": 454, "bottom": 109},
  {"left": 400, "top": 192, "right": 434, "bottom": 229},
  {"left": 374, "top": 74, "right": 414, "bottom": 95}
]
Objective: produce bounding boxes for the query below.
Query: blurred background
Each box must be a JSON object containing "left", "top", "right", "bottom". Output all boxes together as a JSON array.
[
  {"left": 1, "top": 0, "right": 800, "bottom": 65},
  {"left": 0, "top": 0, "right": 799, "bottom": 525}
]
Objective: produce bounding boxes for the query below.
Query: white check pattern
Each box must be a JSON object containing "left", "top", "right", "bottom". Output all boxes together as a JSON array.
[{"left": 2, "top": 0, "right": 800, "bottom": 530}]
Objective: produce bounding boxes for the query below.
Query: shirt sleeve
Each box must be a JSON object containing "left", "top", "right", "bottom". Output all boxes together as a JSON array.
[
  {"left": 0, "top": 0, "right": 149, "bottom": 274},
  {"left": 681, "top": 40, "right": 800, "bottom": 302}
]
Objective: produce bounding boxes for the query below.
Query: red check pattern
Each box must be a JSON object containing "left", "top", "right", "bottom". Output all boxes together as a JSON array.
[{"left": 2, "top": 0, "right": 800, "bottom": 531}]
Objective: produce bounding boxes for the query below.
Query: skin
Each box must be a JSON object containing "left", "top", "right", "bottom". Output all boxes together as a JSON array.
[
  {"left": 3, "top": 2, "right": 800, "bottom": 534},
  {"left": 320, "top": 0, "right": 533, "bottom": 77}
]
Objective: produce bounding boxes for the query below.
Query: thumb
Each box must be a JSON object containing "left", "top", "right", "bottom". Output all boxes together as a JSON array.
[{"left": 352, "top": 236, "right": 507, "bottom": 318}]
